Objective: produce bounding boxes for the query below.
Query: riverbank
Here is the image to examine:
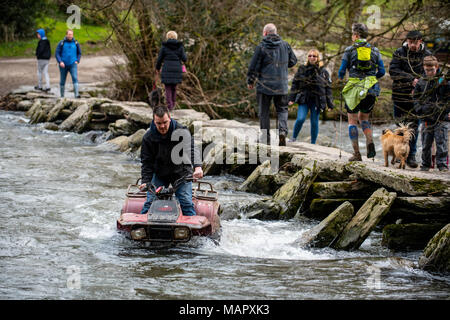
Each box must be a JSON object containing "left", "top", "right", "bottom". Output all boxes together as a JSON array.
[{"left": 1, "top": 83, "right": 449, "bottom": 273}]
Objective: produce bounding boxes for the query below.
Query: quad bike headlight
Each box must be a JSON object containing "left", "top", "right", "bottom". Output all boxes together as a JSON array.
[
  {"left": 174, "top": 227, "right": 190, "bottom": 240},
  {"left": 131, "top": 228, "right": 147, "bottom": 240}
]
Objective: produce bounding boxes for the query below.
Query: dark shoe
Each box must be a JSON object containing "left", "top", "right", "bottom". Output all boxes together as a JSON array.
[
  {"left": 349, "top": 152, "right": 362, "bottom": 162},
  {"left": 34, "top": 86, "right": 42, "bottom": 91},
  {"left": 367, "top": 142, "right": 376, "bottom": 158},
  {"left": 43, "top": 88, "right": 51, "bottom": 93},
  {"left": 420, "top": 166, "right": 430, "bottom": 172},
  {"left": 279, "top": 134, "right": 286, "bottom": 146},
  {"left": 406, "top": 158, "right": 419, "bottom": 168},
  {"left": 438, "top": 166, "right": 449, "bottom": 172}
]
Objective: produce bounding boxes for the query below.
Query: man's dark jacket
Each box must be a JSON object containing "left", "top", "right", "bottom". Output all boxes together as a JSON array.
[
  {"left": 140, "top": 119, "right": 201, "bottom": 184},
  {"left": 389, "top": 43, "right": 432, "bottom": 103},
  {"left": 247, "top": 34, "right": 297, "bottom": 95},
  {"left": 288, "top": 64, "right": 334, "bottom": 111},
  {"left": 155, "top": 39, "right": 187, "bottom": 84},
  {"left": 414, "top": 74, "right": 450, "bottom": 123}
]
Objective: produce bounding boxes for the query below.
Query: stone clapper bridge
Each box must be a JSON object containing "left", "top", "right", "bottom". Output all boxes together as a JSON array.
[{"left": 2, "top": 83, "right": 449, "bottom": 272}]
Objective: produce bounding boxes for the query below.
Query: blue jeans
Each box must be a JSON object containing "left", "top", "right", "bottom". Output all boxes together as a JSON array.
[
  {"left": 292, "top": 104, "right": 320, "bottom": 144},
  {"left": 59, "top": 63, "right": 79, "bottom": 97},
  {"left": 140, "top": 174, "right": 196, "bottom": 216}
]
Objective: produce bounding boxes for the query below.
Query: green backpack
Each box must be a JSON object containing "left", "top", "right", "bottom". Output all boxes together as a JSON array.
[{"left": 353, "top": 44, "right": 375, "bottom": 71}]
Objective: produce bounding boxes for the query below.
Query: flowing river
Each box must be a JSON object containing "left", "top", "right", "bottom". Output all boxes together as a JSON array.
[{"left": 0, "top": 111, "right": 449, "bottom": 300}]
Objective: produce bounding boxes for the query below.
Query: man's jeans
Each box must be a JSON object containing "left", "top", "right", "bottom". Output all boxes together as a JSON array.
[
  {"left": 257, "top": 93, "right": 288, "bottom": 143},
  {"left": 59, "top": 63, "right": 79, "bottom": 97},
  {"left": 37, "top": 59, "right": 50, "bottom": 89},
  {"left": 292, "top": 104, "right": 320, "bottom": 144},
  {"left": 393, "top": 100, "right": 419, "bottom": 161},
  {"left": 421, "top": 122, "right": 448, "bottom": 169},
  {"left": 140, "top": 174, "right": 196, "bottom": 216}
]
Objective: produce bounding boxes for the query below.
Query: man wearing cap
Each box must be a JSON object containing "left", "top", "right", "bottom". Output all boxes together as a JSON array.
[{"left": 389, "top": 30, "right": 432, "bottom": 168}]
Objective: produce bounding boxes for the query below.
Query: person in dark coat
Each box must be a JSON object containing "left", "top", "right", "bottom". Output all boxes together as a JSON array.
[
  {"left": 389, "top": 30, "right": 432, "bottom": 168},
  {"left": 413, "top": 56, "right": 450, "bottom": 172},
  {"left": 35, "top": 29, "right": 51, "bottom": 92},
  {"left": 155, "top": 31, "right": 187, "bottom": 110},
  {"left": 247, "top": 23, "right": 297, "bottom": 146},
  {"left": 139, "top": 106, "right": 203, "bottom": 215},
  {"left": 288, "top": 49, "right": 334, "bottom": 144}
]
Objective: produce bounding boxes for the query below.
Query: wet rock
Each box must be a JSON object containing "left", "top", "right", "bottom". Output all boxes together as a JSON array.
[
  {"left": 382, "top": 223, "right": 447, "bottom": 251},
  {"left": 107, "top": 135, "right": 130, "bottom": 152},
  {"left": 311, "top": 180, "right": 378, "bottom": 199},
  {"left": 128, "top": 128, "right": 146, "bottom": 151},
  {"left": 241, "top": 198, "right": 282, "bottom": 220},
  {"left": 16, "top": 100, "right": 33, "bottom": 111},
  {"left": 43, "top": 122, "right": 59, "bottom": 131},
  {"left": 47, "top": 99, "right": 71, "bottom": 122},
  {"left": 272, "top": 161, "right": 320, "bottom": 219},
  {"left": 332, "top": 188, "right": 397, "bottom": 251},
  {"left": 296, "top": 201, "right": 354, "bottom": 248},
  {"left": 108, "top": 118, "right": 137, "bottom": 137},
  {"left": 346, "top": 161, "right": 450, "bottom": 196},
  {"left": 419, "top": 223, "right": 450, "bottom": 273},
  {"left": 59, "top": 103, "right": 93, "bottom": 133},
  {"left": 384, "top": 196, "right": 450, "bottom": 225},
  {"left": 307, "top": 198, "right": 366, "bottom": 220},
  {"left": 238, "top": 160, "right": 291, "bottom": 195}
]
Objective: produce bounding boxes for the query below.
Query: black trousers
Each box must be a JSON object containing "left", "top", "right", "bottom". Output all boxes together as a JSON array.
[{"left": 257, "top": 93, "right": 288, "bottom": 142}]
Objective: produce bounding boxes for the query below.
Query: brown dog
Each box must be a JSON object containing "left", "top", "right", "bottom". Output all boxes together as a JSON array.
[{"left": 381, "top": 124, "right": 414, "bottom": 169}]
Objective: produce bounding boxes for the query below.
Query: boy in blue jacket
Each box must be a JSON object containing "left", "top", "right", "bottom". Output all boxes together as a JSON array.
[{"left": 55, "top": 29, "right": 82, "bottom": 98}]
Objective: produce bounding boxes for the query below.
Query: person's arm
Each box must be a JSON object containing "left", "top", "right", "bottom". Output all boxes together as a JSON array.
[
  {"left": 55, "top": 41, "right": 62, "bottom": 64},
  {"left": 247, "top": 45, "right": 262, "bottom": 88},
  {"left": 287, "top": 43, "right": 297, "bottom": 68},
  {"left": 375, "top": 51, "right": 385, "bottom": 79},
  {"left": 288, "top": 66, "right": 302, "bottom": 103},
  {"left": 140, "top": 134, "right": 155, "bottom": 186},
  {"left": 76, "top": 41, "right": 82, "bottom": 63},
  {"left": 155, "top": 47, "right": 165, "bottom": 71},
  {"left": 413, "top": 80, "right": 425, "bottom": 115},
  {"left": 323, "top": 69, "right": 335, "bottom": 109},
  {"left": 389, "top": 49, "right": 414, "bottom": 83},
  {"left": 338, "top": 58, "right": 348, "bottom": 80},
  {"left": 180, "top": 45, "right": 187, "bottom": 63}
]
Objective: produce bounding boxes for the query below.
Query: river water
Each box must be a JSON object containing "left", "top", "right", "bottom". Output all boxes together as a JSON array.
[{"left": 0, "top": 111, "right": 448, "bottom": 300}]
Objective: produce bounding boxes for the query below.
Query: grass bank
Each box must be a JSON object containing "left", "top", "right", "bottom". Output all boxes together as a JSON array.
[{"left": 0, "top": 16, "right": 111, "bottom": 58}]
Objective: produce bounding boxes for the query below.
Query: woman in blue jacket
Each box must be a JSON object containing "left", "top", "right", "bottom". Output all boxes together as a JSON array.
[{"left": 55, "top": 29, "right": 82, "bottom": 98}]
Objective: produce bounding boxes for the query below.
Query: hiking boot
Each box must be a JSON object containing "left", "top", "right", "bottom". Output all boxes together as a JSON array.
[
  {"left": 279, "top": 133, "right": 286, "bottom": 146},
  {"left": 349, "top": 152, "right": 362, "bottom": 162},
  {"left": 420, "top": 166, "right": 429, "bottom": 172},
  {"left": 367, "top": 142, "right": 376, "bottom": 159},
  {"left": 406, "top": 158, "right": 419, "bottom": 168}
]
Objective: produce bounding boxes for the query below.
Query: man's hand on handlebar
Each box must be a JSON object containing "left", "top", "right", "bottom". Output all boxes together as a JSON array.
[{"left": 193, "top": 166, "right": 204, "bottom": 180}]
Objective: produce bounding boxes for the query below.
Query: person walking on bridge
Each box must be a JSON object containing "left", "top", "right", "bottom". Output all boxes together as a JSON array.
[
  {"left": 338, "top": 22, "right": 385, "bottom": 161},
  {"left": 247, "top": 23, "right": 297, "bottom": 146}
]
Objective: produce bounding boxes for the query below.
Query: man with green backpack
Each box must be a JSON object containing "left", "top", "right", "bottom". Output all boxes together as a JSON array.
[{"left": 338, "top": 23, "right": 386, "bottom": 161}]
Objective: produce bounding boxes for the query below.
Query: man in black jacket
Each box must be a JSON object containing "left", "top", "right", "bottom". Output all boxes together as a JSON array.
[
  {"left": 35, "top": 29, "right": 51, "bottom": 92},
  {"left": 139, "top": 106, "right": 203, "bottom": 215},
  {"left": 247, "top": 23, "right": 297, "bottom": 146},
  {"left": 389, "top": 30, "right": 432, "bottom": 168}
]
